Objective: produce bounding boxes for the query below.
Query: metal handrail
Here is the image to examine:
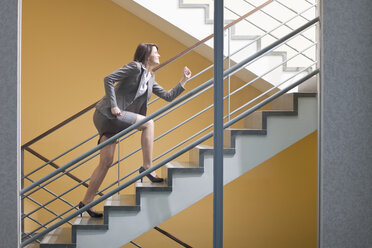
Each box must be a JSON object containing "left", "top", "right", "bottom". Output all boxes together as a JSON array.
[{"left": 21, "top": 17, "right": 319, "bottom": 246}]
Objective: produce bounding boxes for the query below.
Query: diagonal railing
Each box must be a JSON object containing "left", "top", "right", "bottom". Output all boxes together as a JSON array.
[{"left": 21, "top": 16, "right": 320, "bottom": 246}]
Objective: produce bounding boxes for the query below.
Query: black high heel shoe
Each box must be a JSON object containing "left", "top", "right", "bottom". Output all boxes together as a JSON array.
[
  {"left": 139, "top": 166, "right": 164, "bottom": 183},
  {"left": 78, "top": 201, "right": 103, "bottom": 218}
]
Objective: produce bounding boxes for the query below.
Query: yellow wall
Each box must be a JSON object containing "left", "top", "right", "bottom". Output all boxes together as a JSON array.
[
  {"left": 21, "top": 0, "right": 270, "bottom": 231},
  {"left": 123, "top": 131, "right": 318, "bottom": 248}
]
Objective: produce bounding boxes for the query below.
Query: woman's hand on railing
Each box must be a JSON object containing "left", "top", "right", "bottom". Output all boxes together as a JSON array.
[
  {"left": 180, "top": 66, "right": 192, "bottom": 88},
  {"left": 111, "top": 106, "right": 122, "bottom": 117}
]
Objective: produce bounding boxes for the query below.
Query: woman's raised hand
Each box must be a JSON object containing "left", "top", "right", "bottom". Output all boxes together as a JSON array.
[
  {"left": 183, "top": 66, "right": 192, "bottom": 80},
  {"left": 180, "top": 66, "right": 192, "bottom": 88}
]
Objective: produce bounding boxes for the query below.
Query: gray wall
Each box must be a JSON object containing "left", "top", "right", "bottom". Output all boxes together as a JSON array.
[
  {"left": 0, "top": 0, "right": 20, "bottom": 247},
  {"left": 320, "top": 0, "right": 372, "bottom": 247}
]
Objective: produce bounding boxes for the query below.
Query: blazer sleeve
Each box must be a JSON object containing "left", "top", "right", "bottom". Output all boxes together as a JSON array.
[
  {"left": 104, "top": 61, "right": 141, "bottom": 108},
  {"left": 152, "top": 81, "right": 185, "bottom": 102}
]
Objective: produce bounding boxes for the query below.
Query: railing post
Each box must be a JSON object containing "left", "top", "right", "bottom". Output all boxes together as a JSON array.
[
  {"left": 214, "top": 0, "right": 224, "bottom": 248},
  {"left": 227, "top": 27, "right": 231, "bottom": 121},
  {"left": 21, "top": 149, "right": 25, "bottom": 239},
  {"left": 118, "top": 140, "right": 120, "bottom": 190}
]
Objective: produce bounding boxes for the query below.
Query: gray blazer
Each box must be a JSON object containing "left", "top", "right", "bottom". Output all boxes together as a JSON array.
[{"left": 96, "top": 61, "right": 185, "bottom": 119}]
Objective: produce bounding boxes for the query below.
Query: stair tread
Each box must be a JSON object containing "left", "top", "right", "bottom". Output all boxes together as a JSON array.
[
  {"left": 135, "top": 181, "right": 171, "bottom": 191},
  {"left": 195, "top": 144, "right": 235, "bottom": 153},
  {"left": 227, "top": 128, "right": 264, "bottom": 131},
  {"left": 168, "top": 161, "right": 199, "bottom": 168},
  {"left": 40, "top": 227, "right": 72, "bottom": 245},
  {"left": 73, "top": 215, "right": 105, "bottom": 226},
  {"left": 105, "top": 194, "right": 137, "bottom": 207}
]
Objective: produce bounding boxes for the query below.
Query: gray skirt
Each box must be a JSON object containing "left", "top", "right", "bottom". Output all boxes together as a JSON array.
[{"left": 93, "top": 109, "right": 137, "bottom": 144}]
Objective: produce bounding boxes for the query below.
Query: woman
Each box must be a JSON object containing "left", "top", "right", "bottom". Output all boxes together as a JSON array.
[{"left": 79, "top": 43, "right": 192, "bottom": 217}]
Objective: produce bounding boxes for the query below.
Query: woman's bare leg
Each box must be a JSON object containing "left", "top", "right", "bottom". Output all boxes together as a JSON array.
[
  {"left": 82, "top": 135, "right": 116, "bottom": 207},
  {"left": 136, "top": 115, "right": 159, "bottom": 177}
]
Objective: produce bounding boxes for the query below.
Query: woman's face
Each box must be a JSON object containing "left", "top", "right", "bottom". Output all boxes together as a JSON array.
[{"left": 148, "top": 46, "right": 160, "bottom": 66}]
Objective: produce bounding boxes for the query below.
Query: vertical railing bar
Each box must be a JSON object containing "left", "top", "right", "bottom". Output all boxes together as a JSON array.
[
  {"left": 117, "top": 139, "right": 120, "bottom": 191},
  {"left": 21, "top": 149, "right": 25, "bottom": 237},
  {"left": 228, "top": 27, "right": 231, "bottom": 121},
  {"left": 225, "top": 6, "right": 315, "bottom": 62},
  {"left": 23, "top": 133, "right": 98, "bottom": 178}
]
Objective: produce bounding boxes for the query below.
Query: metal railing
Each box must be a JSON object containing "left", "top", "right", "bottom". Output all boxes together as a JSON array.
[
  {"left": 21, "top": 13, "right": 320, "bottom": 246},
  {"left": 21, "top": 0, "right": 276, "bottom": 236}
]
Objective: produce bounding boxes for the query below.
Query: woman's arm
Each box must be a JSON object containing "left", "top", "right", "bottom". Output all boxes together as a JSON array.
[{"left": 104, "top": 61, "right": 140, "bottom": 116}]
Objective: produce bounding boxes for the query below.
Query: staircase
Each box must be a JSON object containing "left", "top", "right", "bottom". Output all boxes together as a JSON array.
[
  {"left": 32, "top": 93, "right": 317, "bottom": 247},
  {"left": 114, "top": 0, "right": 317, "bottom": 89}
]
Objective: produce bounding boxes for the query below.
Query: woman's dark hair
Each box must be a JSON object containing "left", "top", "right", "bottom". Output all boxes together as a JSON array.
[{"left": 133, "top": 43, "right": 158, "bottom": 64}]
